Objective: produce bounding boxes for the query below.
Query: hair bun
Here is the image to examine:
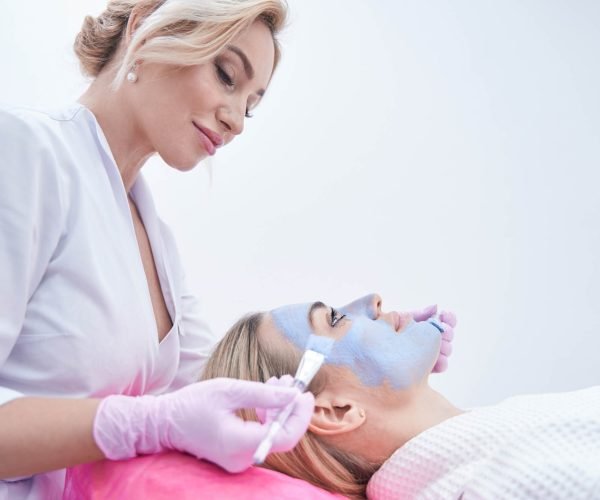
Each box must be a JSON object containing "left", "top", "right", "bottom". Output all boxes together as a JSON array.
[{"left": 74, "top": 7, "right": 130, "bottom": 77}]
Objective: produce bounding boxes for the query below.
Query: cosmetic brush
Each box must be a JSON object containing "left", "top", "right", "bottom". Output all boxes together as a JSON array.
[{"left": 253, "top": 334, "right": 335, "bottom": 465}]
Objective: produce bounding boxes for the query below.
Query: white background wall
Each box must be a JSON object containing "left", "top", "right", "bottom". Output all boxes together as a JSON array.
[{"left": 2, "top": 0, "right": 599, "bottom": 408}]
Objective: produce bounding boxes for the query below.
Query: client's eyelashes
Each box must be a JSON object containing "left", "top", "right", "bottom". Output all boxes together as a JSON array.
[{"left": 330, "top": 308, "right": 346, "bottom": 327}]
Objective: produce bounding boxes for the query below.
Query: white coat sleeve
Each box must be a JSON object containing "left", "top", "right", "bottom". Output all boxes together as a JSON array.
[{"left": 0, "top": 110, "right": 67, "bottom": 405}]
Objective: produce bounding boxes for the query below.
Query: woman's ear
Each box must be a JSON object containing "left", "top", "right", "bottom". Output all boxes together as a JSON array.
[
  {"left": 125, "top": 9, "right": 143, "bottom": 46},
  {"left": 125, "top": 3, "right": 154, "bottom": 46},
  {"left": 309, "top": 393, "right": 366, "bottom": 436}
]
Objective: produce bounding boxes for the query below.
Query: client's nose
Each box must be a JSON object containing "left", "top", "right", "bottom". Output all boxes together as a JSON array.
[{"left": 340, "top": 293, "right": 382, "bottom": 319}]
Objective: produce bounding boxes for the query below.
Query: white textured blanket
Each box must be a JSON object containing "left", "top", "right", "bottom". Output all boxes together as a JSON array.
[{"left": 367, "top": 386, "right": 600, "bottom": 499}]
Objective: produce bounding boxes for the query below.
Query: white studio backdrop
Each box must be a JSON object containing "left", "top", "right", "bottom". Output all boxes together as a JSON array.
[{"left": 1, "top": 0, "right": 599, "bottom": 408}]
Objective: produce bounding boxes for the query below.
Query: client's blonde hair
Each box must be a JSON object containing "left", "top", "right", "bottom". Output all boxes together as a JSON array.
[
  {"left": 74, "top": 0, "right": 287, "bottom": 86},
  {"left": 201, "top": 313, "right": 381, "bottom": 500}
]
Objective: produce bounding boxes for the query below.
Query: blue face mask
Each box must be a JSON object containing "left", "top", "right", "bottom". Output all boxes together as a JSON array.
[{"left": 270, "top": 294, "right": 442, "bottom": 390}]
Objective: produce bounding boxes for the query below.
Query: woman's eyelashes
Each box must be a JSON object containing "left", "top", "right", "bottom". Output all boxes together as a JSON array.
[
  {"left": 330, "top": 307, "right": 346, "bottom": 327},
  {"left": 216, "top": 63, "right": 234, "bottom": 88},
  {"left": 215, "top": 63, "right": 254, "bottom": 119}
]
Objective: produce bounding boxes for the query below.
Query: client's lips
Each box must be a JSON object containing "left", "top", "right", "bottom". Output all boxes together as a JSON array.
[
  {"left": 192, "top": 122, "right": 224, "bottom": 155},
  {"left": 391, "top": 311, "right": 402, "bottom": 332},
  {"left": 393, "top": 311, "right": 412, "bottom": 333}
]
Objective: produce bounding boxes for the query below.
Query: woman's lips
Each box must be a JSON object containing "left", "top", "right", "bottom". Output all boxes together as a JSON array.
[
  {"left": 391, "top": 311, "right": 401, "bottom": 332},
  {"left": 192, "top": 122, "right": 223, "bottom": 156},
  {"left": 393, "top": 311, "right": 413, "bottom": 333}
]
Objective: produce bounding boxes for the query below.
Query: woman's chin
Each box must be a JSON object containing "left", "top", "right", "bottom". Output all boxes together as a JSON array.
[
  {"left": 162, "top": 153, "right": 206, "bottom": 172},
  {"left": 175, "top": 161, "right": 202, "bottom": 172}
]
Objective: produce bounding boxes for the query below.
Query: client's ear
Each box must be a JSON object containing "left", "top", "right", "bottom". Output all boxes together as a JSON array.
[{"left": 309, "top": 393, "right": 366, "bottom": 436}]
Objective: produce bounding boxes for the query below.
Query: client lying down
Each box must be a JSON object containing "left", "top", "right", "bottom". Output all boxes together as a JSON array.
[{"left": 201, "top": 293, "right": 600, "bottom": 500}]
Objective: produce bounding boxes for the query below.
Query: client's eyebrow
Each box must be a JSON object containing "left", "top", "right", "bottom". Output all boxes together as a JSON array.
[{"left": 308, "top": 301, "right": 327, "bottom": 331}]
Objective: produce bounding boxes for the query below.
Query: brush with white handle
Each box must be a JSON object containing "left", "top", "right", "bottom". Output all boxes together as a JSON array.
[{"left": 253, "top": 334, "right": 335, "bottom": 465}]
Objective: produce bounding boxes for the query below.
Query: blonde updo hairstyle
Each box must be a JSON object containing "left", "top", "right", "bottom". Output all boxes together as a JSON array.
[
  {"left": 201, "top": 313, "right": 382, "bottom": 500},
  {"left": 74, "top": 0, "right": 287, "bottom": 87}
]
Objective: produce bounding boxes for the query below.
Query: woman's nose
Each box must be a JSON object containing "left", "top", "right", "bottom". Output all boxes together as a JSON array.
[
  {"left": 217, "top": 105, "right": 244, "bottom": 138},
  {"left": 340, "top": 293, "right": 382, "bottom": 319}
]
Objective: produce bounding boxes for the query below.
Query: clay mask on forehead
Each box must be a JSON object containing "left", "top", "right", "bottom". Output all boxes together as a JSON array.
[{"left": 270, "top": 296, "right": 442, "bottom": 390}]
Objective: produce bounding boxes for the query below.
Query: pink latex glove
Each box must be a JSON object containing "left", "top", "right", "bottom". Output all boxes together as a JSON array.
[
  {"left": 93, "top": 377, "right": 314, "bottom": 473},
  {"left": 411, "top": 305, "right": 457, "bottom": 373},
  {"left": 255, "top": 375, "right": 298, "bottom": 425}
]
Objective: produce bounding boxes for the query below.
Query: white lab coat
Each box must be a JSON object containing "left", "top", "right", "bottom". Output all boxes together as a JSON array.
[{"left": 0, "top": 104, "right": 216, "bottom": 499}]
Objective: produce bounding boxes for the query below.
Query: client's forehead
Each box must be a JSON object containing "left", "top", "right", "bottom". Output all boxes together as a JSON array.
[{"left": 267, "top": 303, "right": 313, "bottom": 350}]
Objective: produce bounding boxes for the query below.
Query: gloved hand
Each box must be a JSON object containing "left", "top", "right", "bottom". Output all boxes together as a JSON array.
[
  {"left": 411, "top": 305, "right": 457, "bottom": 373},
  {"left": 93, "top": 377, "right": 314, "bottom": 473},
  {"left": 255, "top": 375, "right": 298, "bottom": 425}
]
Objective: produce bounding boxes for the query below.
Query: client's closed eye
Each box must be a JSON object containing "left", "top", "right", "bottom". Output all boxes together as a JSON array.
[{"left": 330, "top": 307, "right": 346, "bottom": 327}]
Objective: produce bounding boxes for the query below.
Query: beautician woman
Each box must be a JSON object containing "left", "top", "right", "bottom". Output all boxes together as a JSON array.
[{"left": 0, "top": 1, "right": 315, "bottom": 498}]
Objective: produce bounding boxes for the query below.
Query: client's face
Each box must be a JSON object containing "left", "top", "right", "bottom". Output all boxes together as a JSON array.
[
  {"left": 266, "top": 293, "right": 442, "bottom": 391},
  {"left": 260, "top": 294, "right": 448, "bottom": 461}
]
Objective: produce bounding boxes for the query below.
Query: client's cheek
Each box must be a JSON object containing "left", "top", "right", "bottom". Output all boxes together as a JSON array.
[{"left": 326, "top": 320, "right": 441, "bottom": 390}]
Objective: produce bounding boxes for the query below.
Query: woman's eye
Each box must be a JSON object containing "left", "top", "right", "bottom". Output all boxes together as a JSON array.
[
  {"left": 245, "top": 109, "right": 254, "bottom": 119},
  {"left": 330, "top": 308, "right": 346, "bottom": 327},
  {"left": 216, "top": 65, "right": 234, "bottom": 88}
]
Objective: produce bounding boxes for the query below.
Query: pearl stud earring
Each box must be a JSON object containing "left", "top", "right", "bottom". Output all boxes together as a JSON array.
[{"left": 126, "top": 63, "right": 138, "bottom": 83}]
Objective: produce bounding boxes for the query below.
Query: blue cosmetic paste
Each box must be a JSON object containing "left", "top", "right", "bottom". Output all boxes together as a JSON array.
[{"left": 270, "top": 295, "right": 442, "bottom": 390}]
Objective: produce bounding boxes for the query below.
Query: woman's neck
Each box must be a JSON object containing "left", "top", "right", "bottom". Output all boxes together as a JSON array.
[
  {"left": 78, "top": 70, "right": 154, "bottom": 193},
  {"left": 357, "top": 384, "right": 464, "bottom": 463}
]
